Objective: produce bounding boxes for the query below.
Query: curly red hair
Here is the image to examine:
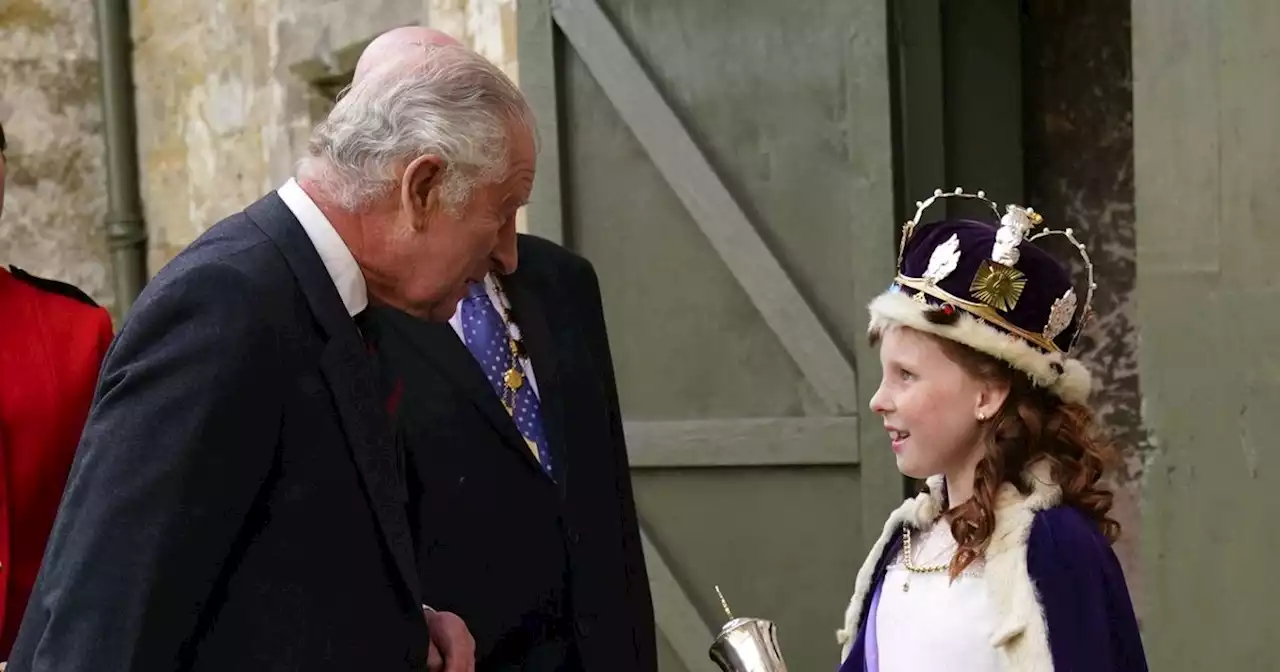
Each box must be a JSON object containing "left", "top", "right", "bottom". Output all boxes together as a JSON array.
[{"left": 872, "top": 322, "right": 1122, "bottom": 579}]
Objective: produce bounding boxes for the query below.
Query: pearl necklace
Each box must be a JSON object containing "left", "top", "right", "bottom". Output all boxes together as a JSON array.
[{"left": 899, "top": 525, "right": 952, "bottom": 593}]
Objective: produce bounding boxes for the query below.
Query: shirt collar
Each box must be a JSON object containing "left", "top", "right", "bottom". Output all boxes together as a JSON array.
[{"left": 276, "top": 178, "right": 368, "bottom": 317}]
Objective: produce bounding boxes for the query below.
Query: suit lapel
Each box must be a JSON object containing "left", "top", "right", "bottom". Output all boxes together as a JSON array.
[
  {"left": 503, "top": 272, "right": 570, "bottom": 490},
  {"left": 372, "top": 307, "right": 545, "bottom": 474},
  {"left": 317, "top": 341, "right": 419, "bottom": 590},
  {"left": 245, "top": 194, "right": 420, "bottom": 601}
]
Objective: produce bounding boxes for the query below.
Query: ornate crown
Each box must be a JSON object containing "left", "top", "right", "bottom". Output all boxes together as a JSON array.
[{"left": 869, "top": 186, "right": 1097, "bottom": 403}]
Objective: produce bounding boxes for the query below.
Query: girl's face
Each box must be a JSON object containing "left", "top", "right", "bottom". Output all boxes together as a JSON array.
[{"left": 869, "top": 325, "right": 1007, "bottom": 480}]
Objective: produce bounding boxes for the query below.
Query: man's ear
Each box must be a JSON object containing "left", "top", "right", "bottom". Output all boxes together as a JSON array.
[{"left": 401, "top": 155, "right": 445, "bottom": 230}]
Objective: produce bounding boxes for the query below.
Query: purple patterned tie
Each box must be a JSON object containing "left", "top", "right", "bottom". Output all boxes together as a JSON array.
[{"left": 460, "top": 281, "right": 552, "bottom": 477}]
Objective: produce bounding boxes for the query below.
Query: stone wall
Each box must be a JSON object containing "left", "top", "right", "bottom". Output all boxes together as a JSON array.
[
  {"left": 0, "top": 0, "right": 113, "bottom": 313},
  {"left": 132, "top": 0, "right": 519, "bottom": 274},
  {"left": 0, "top": 0, "right": 516, "bottom": 314}
]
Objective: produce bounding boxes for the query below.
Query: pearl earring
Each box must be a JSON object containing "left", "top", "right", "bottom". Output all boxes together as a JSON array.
[{"left": 977, "top": 412, "right": 987, "bottom": 421}]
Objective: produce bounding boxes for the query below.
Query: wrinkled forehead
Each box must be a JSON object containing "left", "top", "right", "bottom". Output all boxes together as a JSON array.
[{"left": 508, "top": 121, "right": 537, "bottom": 164}]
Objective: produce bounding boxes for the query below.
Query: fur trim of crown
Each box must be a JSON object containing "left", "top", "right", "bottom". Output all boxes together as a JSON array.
[{"left": 868, "top": 290, "right": 1092, "bottom": 404}]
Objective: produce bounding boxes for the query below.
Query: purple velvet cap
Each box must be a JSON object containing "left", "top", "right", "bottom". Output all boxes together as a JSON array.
[{"left": 895, "top": 218, "right": 1081, "bottom": 354}]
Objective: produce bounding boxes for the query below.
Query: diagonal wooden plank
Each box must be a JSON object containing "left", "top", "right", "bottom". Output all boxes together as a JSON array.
[
  {"left": 550, "top": 0, "right": 858, "bottom": 415},
  {"left": 517, "top": 0, "right": 566, "bottom": 245},
  {"left": 625, "top": 418, "right": 860, "bottom": 468},
  {"left": 641, "top": 527, "right": 719, "bottom": 672}
]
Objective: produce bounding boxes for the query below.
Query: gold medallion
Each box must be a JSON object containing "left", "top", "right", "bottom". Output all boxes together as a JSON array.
[
  {"left": 504, "top": 368, "right": 524, "bottom": 390},
  {"left": 970, "top": 259, "right": 1027, "bottom": 312}
]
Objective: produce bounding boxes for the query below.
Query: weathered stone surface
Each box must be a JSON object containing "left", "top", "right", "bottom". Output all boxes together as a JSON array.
[
  {"left": 432, "top": 0, "right": 519, "bottom": 80},
  {"left": 0, "top": 0, "right": 519, "bottom": 317},
  {"left": 0, "top": 0, "right": 114, "bottom": 313},
  {"left": 132, "top": 0, "right": 521, "bottom": 276},
  {"left": 1023, "top": 0, "right": 1145, "bottom": 613},
  {"left": 133, "top": 0, "right": 298, "bottom": 272},
  {"left": 2, "top": 0, "right": 519, "bottom": 314}
]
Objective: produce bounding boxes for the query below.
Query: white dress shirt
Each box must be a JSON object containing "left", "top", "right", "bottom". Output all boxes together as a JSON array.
[
  {"left": 449, "top": 274, "right": 540, "bottom": 399},
  {"left": 276, "top": 178, "right": 367, "bottom": 317}
]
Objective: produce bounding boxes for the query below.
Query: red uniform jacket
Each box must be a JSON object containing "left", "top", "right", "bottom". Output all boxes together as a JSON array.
[{"left": 0, "top": 266, "right": 113, "bottom": 658}]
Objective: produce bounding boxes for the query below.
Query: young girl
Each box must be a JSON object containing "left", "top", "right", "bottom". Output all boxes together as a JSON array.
[{"left": 835, "top": 189, "right": 1147, "bottom": 671}]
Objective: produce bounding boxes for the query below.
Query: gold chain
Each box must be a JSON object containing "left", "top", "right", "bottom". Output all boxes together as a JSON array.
[
  {"left": 486, "top": 280, "right": 526, "bottom": 412},
  {"left": 899, "top": 526, "right": 951, "bottom": 593},
  {"left": 487, "top": 280, "right": 541, "bottom": 463}
]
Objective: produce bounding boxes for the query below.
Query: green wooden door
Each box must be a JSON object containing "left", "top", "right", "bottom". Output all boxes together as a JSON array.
[{"left": 519, "top": 1, "right": 902, "bottom": 669}]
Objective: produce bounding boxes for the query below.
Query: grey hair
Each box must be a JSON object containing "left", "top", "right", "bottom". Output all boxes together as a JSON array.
[{"left": 299, "top": 44, "right": 534, "bottom": 212}]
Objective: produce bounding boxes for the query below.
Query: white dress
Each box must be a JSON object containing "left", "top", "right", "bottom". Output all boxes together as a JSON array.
[{"left": 873, "top": 520, "right": 1001, "bottom": 672}]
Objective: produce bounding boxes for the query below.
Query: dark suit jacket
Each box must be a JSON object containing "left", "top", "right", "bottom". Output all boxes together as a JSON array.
[
  {"left": 8, "top": 193, "right": 428, "bottom": 671},
  {"left": 365, "top": 235, "right": 657, "bottom": 672}
]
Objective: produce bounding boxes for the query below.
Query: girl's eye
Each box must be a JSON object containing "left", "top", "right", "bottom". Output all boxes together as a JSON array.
[{"left": 899, "top": 369, "right": 916, "bottom": 382}]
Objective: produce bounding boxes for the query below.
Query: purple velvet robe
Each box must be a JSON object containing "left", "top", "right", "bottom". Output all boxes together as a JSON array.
[{"left": 838, "top": 506, "right": 1148, "bottom": 672}]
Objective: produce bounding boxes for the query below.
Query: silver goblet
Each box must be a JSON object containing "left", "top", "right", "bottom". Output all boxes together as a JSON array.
[{"left": 707, "top": 586, "right": 788, "bottom": 672}]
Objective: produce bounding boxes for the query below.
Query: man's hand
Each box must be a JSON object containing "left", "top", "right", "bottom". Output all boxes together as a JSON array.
[{"left": 424, "top": 608, "right": 475, "bottom": 672}]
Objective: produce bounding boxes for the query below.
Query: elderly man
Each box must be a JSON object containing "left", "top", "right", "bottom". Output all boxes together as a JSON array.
[
  {"left": 7, "top": 36, "right": 533, "bottom": 672},
  {"left": 0, "top": 121, "right": 115, "bottom": 663},
  {"left": 357, "top": 28, "right": 657, "bottom": 672}
]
